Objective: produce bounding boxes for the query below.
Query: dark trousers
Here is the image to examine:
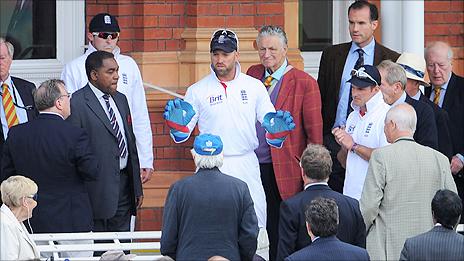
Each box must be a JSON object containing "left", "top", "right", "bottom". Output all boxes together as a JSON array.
[
  {"left": 324, "top": 134, "right": 346, "bottom": 193},
  {"left": 93, "top": 170, "right": 132, "bottom": 256},
  {"left": 260, "top": 163, "right": 282, "bottom": 261},
  {"left": 455, "top": 175, "right": 464, "bottom": 224}
]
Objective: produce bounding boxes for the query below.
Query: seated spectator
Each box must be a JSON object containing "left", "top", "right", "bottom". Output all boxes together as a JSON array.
[
  {"left": 277, "top": 144, "right": 365, "bottom": 260},
  {"left": 284, "top": 198, "right": 369, "bottom": 261},
  {"left": 400, "top": 189, "right": 464, "bottom": 260},
  {"left": 0, "top": 175, "right": 40, "bottom": 260},
  {"left": 161, "top": 134, "right": 258, "bottom": 261}
]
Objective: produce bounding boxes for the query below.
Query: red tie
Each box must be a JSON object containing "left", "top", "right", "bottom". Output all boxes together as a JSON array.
[{"left": 2, "top": 83, "right": 19, "bottom": 128}]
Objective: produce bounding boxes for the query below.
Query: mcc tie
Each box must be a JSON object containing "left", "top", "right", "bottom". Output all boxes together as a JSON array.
[
  {"left": 263, "top": 75, "right": 274, "bottom": 88},
  {"left": 103, "top": 94, "right": 127, "bottom": 158},
  {"left": 2, "top": 83, "right": 19, "bottom": 128},
  {"left": 433, "top": 86, "right": 442, "bottom": 105}
]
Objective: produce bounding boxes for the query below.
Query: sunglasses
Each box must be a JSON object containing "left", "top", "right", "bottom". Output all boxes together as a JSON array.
[
  {"left": 92, "top": 32, "right": 119, "bottom": 40},
  {"left": 211, "top": 29, "right": 237, "bottom": 40},
  {"left": 27, "top": 193, "right": 38, "bottom": 201},
  {"left": 351, "top": 68, "right": 379, "bottom": 86}
]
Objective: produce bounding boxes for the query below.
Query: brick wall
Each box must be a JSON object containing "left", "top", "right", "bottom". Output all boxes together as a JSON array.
[
  {"left": 86, "top": 0, "right": 285, "bottom": 54},
  {"left": 425, "top": 1, "right": 464, "bottom": 75}
]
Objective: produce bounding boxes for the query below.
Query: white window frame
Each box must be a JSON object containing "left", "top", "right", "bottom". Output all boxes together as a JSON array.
[
  {"left": 302, "top": 0, "right": 353, "bottom": 79},
  {"left": 9, "top": 1, "right": 85, "bottom": 85}
]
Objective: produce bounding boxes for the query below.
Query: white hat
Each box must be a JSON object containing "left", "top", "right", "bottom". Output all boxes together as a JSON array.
[{"left": 396, "top": 52, "right": 430, "bottom": 87}]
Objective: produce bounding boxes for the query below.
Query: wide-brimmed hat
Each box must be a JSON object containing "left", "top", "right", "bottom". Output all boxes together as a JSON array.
[{"left": 396, "top": 52, "right": 430, "bottom": 87}]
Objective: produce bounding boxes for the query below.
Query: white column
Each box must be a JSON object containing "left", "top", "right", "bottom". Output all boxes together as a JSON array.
[
  {"left": 380, "top": 1, "right": 402, "bottom": 52},
  {"left": 402, "top": 1, "right": 424, "bottom": 55}
]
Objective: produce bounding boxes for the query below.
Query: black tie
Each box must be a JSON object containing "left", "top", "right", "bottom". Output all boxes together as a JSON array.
[
  {"left": 354, "top": 49, "right": 364, "bottom": 70},
  {"left": 103, "top": 94, "right": 127, "bottom": 158},
  {"left": 347, "top": 49, "right": 365, "bottom": 116}
]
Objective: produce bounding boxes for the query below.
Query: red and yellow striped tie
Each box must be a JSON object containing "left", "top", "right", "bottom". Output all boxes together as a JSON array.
[
  {"left": 2, "top": 83, "right": 19, "bottom": 128},
  {"left": 263, "top": 75, "right": 274, "bottom": 88},
  {"left": 433, "top": 86, "right": 442, "bottom": 105}
]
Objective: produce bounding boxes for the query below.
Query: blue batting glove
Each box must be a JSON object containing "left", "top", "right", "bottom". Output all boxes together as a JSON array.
[
  {"left": 262, "top": 110, "right": 296, "bottom": 148},
  {"left": 164, "top": 98, "right": 195, "bottom": 142}
]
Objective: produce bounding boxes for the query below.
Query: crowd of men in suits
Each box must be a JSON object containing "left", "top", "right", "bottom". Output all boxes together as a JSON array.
[{"left": 1, "top": 0, "right": 464, "bottom": 260}]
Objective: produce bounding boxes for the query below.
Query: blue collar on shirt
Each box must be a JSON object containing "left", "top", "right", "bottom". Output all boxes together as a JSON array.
[
  {"left": 350, "top": 38, "right": 375, "bottom": 58},
  {"left": 265, "top": 59, "right": 288, "bottom": 81}
]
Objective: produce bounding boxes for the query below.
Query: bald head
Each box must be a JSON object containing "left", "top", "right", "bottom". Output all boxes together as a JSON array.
[
  {"left": 384, "top": 103, "right": 417, "bottom": 143},
  {"left": 425, "top": 41, "right": 453, "bottom": 87}
]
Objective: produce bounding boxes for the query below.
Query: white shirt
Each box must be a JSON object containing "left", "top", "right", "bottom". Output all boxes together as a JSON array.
[
  {"left": 0, "top": 76, "right": 29, "bottom": 139},
  {"left": 1, "top": 204, "right": 40, "bottom": 260},
  {"left": 184, "top": 62, "right": 276, "bottom": 228},
  {"left": 89, "top": 83, "right": 128, "bottom": 170},
  {"left": 185, "top": 62, "right": 275, "bottom": 156},
  {"left": 61, "top": 43, "right": 153, "bottom": 169},
  {"left": 343, "top": 91, "right": 390, "bottom": 200}
]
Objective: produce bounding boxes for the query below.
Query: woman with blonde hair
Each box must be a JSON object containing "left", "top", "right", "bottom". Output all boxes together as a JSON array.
[{"left": 0, "top": 175, "right": 40, "bottom": 260}]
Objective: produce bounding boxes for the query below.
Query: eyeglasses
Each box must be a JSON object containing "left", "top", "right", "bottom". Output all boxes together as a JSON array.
[
  {"left": 211, "top": 29, "right": 237, "bottom": 40},
  {"left": 92, "top": 32, "right": 119, "bottom": 40},
  {"left": 58, "top": 93, "right": 71, "bottom": 99},
  {"left": 351, "top": 68, "right": 379, "bottom": 86},
  {"left": 398, "top": 63, "right": 425, "bottom": 78},
  {"left": 27, "top": 193, "right": 38, "bottom": 201}
]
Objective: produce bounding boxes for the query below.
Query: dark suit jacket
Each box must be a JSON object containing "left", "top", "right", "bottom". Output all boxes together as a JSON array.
[
  {"left": 247, "top": 64, "right": 323, "bottom": 199},
  {"left": 277, "top": 184, "right": 366, "bottom": 261},
  {"left": 1, "top": 113, "right": 97, "bottom": 233},
  {"left": 425, "top": 73, "right": 464, "bottom": 218},
  {"left": 405, "top": 95, "right": 438, "bottom": 150},
  {"left": 284, "top": 236, "right": 370, "bottom": 261},
  {"left": 318, "top": 41, "right": 400, "bottom": 135},
  {"left": 400, "top": 226, "right": 464, "bottom": 260},
  {"left": 0, "top": 77, "right": 38, "bottom": 177},
  {"left": 419, "top": 93, "right": 453, "bottom": 158},
  {"left": 67, "top": 84, "right": 142, "bottom": 219},
  {"left": 160, "top": 167, "right": 258, "bottom": 261}
]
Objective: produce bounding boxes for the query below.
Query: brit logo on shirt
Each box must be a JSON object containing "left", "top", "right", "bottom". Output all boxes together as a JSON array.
[
  {"left": 241, "top": 90, "right": 248, "bottom": 104},
  {"left": 122, "top": 73, "right": 128, "bottom": 85},
  {"left": 364, "top": 122, "right": 373, "bottom": 137}
]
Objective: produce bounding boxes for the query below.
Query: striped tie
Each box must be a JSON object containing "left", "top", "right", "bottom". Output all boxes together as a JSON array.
[
  {"left": 2, "top": 83, "right": 19, "bottom": 128},
  {"left": 433, "top": 86, "right": 442, "bottom": 105},
  {"left": 103, "top": 94, "right": 127, "bottom": 158},
  {"left": 263, "top": 75, "right": 274, "bottom": 88}
]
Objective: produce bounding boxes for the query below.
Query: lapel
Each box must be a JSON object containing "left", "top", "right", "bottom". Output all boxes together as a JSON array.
[
  {"left": 112, "top": 92, "right": 130, "bottom": 139},
  {"left": 1, "top": 205, "right": 38, "bottom": 255},
  {"left": 334, "top": 44, "right": 351, "bottom": 92},
  {"left": 373, "top": 41, "right": 386, "bottom": 65},
  {"left": 83, "top": 85, "right": 117, "bottom": 138},
  {"left": 275, "top": 67, "right": 294, "bottom": 109},
  {"left": 442, "top": 73, "right": 457, "bottom": 111}
]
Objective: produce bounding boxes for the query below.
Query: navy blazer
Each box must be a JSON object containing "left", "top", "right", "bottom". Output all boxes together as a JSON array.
[
  {"left": 67, "top": 84, "right": 142, "bottom": 219},
  {"left": 405, "top": 95, "right": 438, "bottom": 150},
  {"left": 277, "top": 184, "right": 366, "bottom": 261},
  {"left": 1, "top": 113, "right": 98, "bottom": 233},
  {"left": 161, "top": 167, "right": 258, "bottom": 261},
  {"left": 0, "top": 77, "right": 38, "bottom": 177},
  {"left": 284, "top": 236, "right": 370, "bottom": 261},
  {"left": 400, "top": 226, "right": 464, "bottom": 260},
  {"left": 419, "top": 93, "right": 453, "bottom": 159}
]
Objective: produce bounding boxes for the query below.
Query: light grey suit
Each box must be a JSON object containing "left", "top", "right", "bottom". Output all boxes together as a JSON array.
[
  {"left": 360, "top": 137, "right": 457, "bottom": 261},
  {"left": 400, "top": 225, "right": 464, "bottom": 260},
  {"left": 67, "top": 84, "right": 142, "bottom": 221}
]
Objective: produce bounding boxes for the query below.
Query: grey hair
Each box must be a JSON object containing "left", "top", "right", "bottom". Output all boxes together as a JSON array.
[
  {"left": 191, "top": 149, "right": 224, "bottom": 169},
  {"left": 1, "top": 175, "right": 38, "bottom": 208},
  {"left": 256, "top": 25, "right": 288, "bottom": 48},
  {"left": 385, "top": 103, "right": 417, "bottom": 134},
  {"left": 377, "top": 60, "right": 407, "bottom": 90},
  {"left": 425, "top": 41, "right": 453, "bottom": 61},
  {"left": 300, "top": 144, "right": 332, "bottom": 181},
  {"left": 0, "top": 37, "right": 14, "bottom": 57},
  {"left": 34, "top": 79, "right": 65, "bottom": 111}
]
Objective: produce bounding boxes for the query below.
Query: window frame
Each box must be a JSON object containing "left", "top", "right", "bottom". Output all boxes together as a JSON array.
[{"left": 9, "top": 1, "right": 85, "bottom": 85}]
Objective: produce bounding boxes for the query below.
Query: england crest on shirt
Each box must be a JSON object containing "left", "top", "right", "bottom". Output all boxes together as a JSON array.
[
  {"left": 241, "top": 90, "right": 248, "bottom": 104},
  {"left": 122, "top": 73, "right": 128, "bottom": 85}
]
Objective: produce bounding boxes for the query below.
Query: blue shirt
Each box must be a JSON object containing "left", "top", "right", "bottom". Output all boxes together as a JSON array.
[
  {"left": 429, "top": 73, "right": 451, "bottom": 107},
  {"left": 333, "top": 39, "right": 376, "bottom": 129},
  {"left": 265, "top": 59, "right": 288, "bottom": 83},
  {"left": 0, "top": 76, "right": 29, "bottom": 139}
]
